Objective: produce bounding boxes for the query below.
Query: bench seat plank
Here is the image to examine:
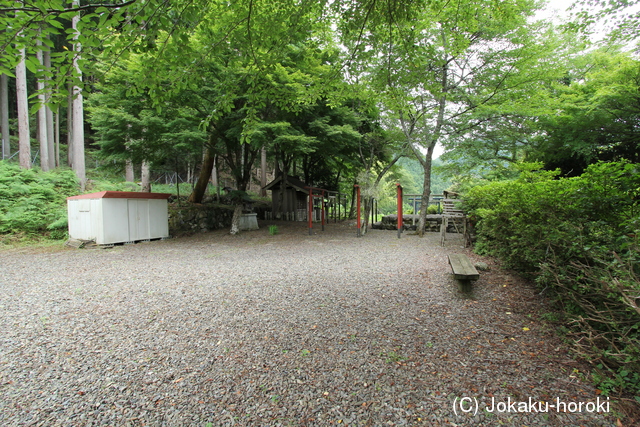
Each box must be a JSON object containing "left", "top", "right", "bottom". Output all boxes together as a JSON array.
[{"left": 448, "top": 254, "right": 480, "bottom": 281}]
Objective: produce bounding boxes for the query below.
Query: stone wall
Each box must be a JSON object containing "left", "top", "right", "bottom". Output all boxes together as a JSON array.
[
  {"left": 372, "top": 214, "right": 462, "bottom": 233},
  {"left": 168, "top": 203, "right": 234, "bottom": 235}
]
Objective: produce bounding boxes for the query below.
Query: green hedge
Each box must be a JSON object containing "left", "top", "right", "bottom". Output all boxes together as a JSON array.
[
  {"left": 464, "top": 161, "right": 640, "bottom": 399},
  {"left": 0, "top": 161, "right": 79, "bottom": 239}
]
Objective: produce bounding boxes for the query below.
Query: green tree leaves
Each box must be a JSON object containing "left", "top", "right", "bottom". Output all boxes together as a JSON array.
[{"left": 536, "top": 50, "right": 640, "bottom": 175}]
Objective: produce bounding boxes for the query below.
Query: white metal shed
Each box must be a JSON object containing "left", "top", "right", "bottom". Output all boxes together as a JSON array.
[{"left": 67, "top": 191, "right": 172, "bottom": 245}]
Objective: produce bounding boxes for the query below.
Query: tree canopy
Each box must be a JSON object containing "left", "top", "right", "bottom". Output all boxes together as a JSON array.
[{"left": 2, "top": 0, "right": 639, "bottom": 199}]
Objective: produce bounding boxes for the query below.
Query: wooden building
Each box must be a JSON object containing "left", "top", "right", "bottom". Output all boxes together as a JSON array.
[{"left": 263, "top": 175, "right": 310, "bottom": 221}]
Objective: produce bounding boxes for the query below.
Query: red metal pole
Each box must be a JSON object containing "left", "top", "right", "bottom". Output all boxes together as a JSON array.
[
  {"left": 397, "top": 184, "right": 403, "bottom": 239},
  {"left": 308, "top": 187, "right": 313, "bottom": 235},
  {"left": 355, "top": 185, "right": 361, "bottom": 237}
]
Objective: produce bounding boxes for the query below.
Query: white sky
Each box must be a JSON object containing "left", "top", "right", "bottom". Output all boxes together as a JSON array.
[{"left": 535, "top": 0, "right": 575, "bottom": 24}]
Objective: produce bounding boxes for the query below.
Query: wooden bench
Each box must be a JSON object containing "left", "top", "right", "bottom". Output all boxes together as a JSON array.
[{"left": 448, "top": 254, "right": 479, "bottom": 281}]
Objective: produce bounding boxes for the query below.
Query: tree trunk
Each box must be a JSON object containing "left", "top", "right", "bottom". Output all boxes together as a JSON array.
[
  {"left": 211, "top": 154, "right": 220, "bottom": 201},
  {"left": 362, "top": 197, "right": 372, "bottom": 235},
  {"left": 140, "top": 161, "right": 151, "bottom": 192},
  {"left": 229, "top": 203, "right": 243, "bottom": 235},
  {"left": 360, "top": 155, "right": 403, "bottom": 235},
  {"left": 417, "top": 144, "right": 436, "bottom": 237},
  {"left": 44, "top": 49, "right": 55, "bottom": 170},
  {"left": 260, "top": 146, "right": 267, "bottom": 197},
  {"left": 125, "top": 159, "right": 135, "bottom": 182},
  {"left": 0, "top": 73, "right": 9, "bottom": 160},
  {"left": 16, "top": 47, "right": 30, "bottom": 169},
  {"left": 67, "top": 83, "right": 73, "bottom": 167},
  {"left": 72, "top": 0, "right": 86, "bottom": 190},
  {"left": 55, "top": 107, "right": 60, "bottom": 167},
  {"left": 348, "top": 180, "right": 357, "bottom": 219},
  {"left": 188, "top": 145, "right": 215, "bottom": 203},
  {"left": 36, "top": 42, "right": 50, "bottom": 171}
]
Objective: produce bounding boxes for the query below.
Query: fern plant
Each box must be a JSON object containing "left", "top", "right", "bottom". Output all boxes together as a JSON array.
[{"left": 0, "top": 161, "right": 79, "bottom": 239}]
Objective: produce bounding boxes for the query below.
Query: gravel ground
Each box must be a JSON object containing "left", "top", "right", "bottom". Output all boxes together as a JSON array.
[{"left": 0, "top": 221, "right": 619, "bottom": 426}]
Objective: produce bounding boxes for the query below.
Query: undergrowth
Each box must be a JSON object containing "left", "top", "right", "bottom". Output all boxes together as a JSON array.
[
  {"left": 0, "top": 161, "right": 79, "bottom": 241},
  {"left": 464, "top": 161, "right": 640, "bottom": 400}
]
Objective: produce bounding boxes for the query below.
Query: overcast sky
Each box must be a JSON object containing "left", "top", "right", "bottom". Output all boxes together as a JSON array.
[{"left": 536, "top": 0, "right": 575, "bottom": 23}]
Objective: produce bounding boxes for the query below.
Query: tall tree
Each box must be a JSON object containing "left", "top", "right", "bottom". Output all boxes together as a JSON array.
[
  {"left": 36, "top": 40, "right": 50, "bottom": 171},
  {"left": 43, "top": 48, "right": 55, "bottom": 169},
  {"left": 129, "top": 0, "right": 338, "bottom": 233},
  {"left": 16, "top": 46, "right": 30, "bottom": 169},
  {"left": 569, "top": 0, "right": 640, "bottom": 44},
  {"left": 0, "top": 73, "right": 9, "bottom": 159},
  {"left": 343, "top": 0, "right": 562, "bottom": 236},
  {"left": 71, "top": 0, "right": 85, "bottom": 189},
  {"left": 88, "top": 58, "right": 207, "bottom": 189},
  {"left": 535, "top": 50, "right": 640, "bottom": 174}
]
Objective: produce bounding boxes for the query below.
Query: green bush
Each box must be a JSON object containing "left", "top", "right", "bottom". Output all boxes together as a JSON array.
[
  {"left": 464, "top": 161, "right": 640, "bottom": 397},
  {"left": 0, "top": 161, "right": 79, "bottom": 239}
]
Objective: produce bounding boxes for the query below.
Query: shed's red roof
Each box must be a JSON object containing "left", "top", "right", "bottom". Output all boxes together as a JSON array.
[{"left": 67, "top": 191, "right": 172, "bottom": 200}]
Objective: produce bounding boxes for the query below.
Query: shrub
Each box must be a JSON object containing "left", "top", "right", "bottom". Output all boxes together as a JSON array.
[
  {"left": 426, "top": 204, "right": 438, "bottom": 215},
  {"left": 464, "top": 161, "right": 640, "bottom": 397},
  {"left": 0, "top": 162, "right": 79, "bottom": 239}
]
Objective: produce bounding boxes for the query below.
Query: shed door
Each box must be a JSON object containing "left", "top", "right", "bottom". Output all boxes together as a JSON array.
[
  {"left": 68, "top": 199, "right": 94, "bottom": 240},
  {"left": 127, "top": 199, "right": 150, "bottom": 241}
]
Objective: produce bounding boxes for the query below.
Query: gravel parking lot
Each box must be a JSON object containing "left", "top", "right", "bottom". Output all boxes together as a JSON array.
[{"left": 0, "top": 222, "right": 617, "bottom": 426}]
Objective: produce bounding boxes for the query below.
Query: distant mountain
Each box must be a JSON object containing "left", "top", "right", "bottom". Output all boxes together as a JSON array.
[{"left": 397, "top": 156, "right": 452, "bottom": 195}]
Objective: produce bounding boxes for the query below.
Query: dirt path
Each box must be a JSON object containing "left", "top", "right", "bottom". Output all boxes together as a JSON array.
[{"left": 0, "top": 221, "right": 618, "bottom": 426}]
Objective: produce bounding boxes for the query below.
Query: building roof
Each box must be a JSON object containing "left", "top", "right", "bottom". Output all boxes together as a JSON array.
[
  {"left": 67, "top": 191, "right": 172, "bottom": 200},
  {"left": 263, "top": 175, "right": 310, "bottom": 193}
]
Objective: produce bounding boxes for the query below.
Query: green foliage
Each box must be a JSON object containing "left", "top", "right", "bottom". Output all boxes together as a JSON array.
[
  {"left": 268, "top": 225, "right": 279, "bottom": 236},
  {"left": 535, "top": 51, "right": 640, "bottom": 175},
  {"left": 87, "top": 58, "right": 207, "bottom": 175},
  {"left": 382, "top": 350, "right": 407, "bottom": 364},
  {"left": 88, "top": 180, "right": 137, "bottom": 193},
  {"left": 0, "top": 162, "right": 78, "bottom": 238},
  {"left": 465, "top": 160, "right": 640, "bottom": 397}
]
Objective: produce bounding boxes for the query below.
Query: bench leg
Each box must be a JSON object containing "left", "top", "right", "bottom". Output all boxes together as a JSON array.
[{"left": 458, "top": 279, "right": 473, "bottom": 293}]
